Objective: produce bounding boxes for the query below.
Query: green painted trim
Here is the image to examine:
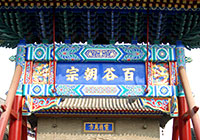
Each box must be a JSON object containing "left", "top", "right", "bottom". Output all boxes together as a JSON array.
[
  {"left": 178, "top": 92, "right": 185, "bottom": 97},
  {"left": 25, "top": 44, "right": 177, "bottom": 62},
  {"left": 23, "top": 84, "right": 178, "bottom": 98},
  {"left": 74, "top": 85, "right": 82, "bottom": 96},
  {"left": 152, "top": 47, "right": 156, "bottom": 61},
  {"left": 169, "top": 48, "right": 173, "bottom": 61},
  {"left": 46, "top": 47, "right": 50, "bottom": 60},
  {"left": 118, "top": 85, "right": 129, "bottom": 96}
]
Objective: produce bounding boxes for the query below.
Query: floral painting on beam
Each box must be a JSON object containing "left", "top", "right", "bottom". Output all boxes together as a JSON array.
[{"left": 152, "top": 63, "right": 169, "bottom": 85}]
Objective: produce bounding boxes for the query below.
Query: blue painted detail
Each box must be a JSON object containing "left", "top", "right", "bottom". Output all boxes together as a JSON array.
[
  {"left": 44, "top": 84, "right": 48, "bottom": 96},
  {"left": 56, "top": 62, "right": 146, "bottom": 85},
  {"left": 32, "top": 85, "right": 42, "bottom": 94},
  {"left": 84, "top": 122, "right": 113, "bottom": 132},
  {"left": 176, "top": 41, "right": 185, "bottom": 97},
  {"left": 65, "top": 39, "right": 71, "bottom": 44},
  {"left": 176, "top": 41, "right": 185, "bottom": 48},
  {"left": 156, "top": 48, "right": 169, "bottom": 61},
  {"left": 31, "top": 85, "right": 43, "bottom": 96},
  {"left": 170, "top": 96, "right": 178, "bottom": 117},
  {"left": 27, "top": 84, "right": 30, "bottom": 96},
  {"left": 16, "top": 43, "right": 26, "bottom": 96},
  {"left": 131, "top": 40, "right": 137, "bottom": 44},
  {"left": 154, "top": 86, "right": 157, "bottom": 97},
  {"left": 171, "top": 86, "right": 174, "bottom": 96},
  {"left": 19, "top": 40, "right": 26, "bottom": 44},
  {"left": 176, "top": 47, "right": 185, "bottom": 69},
  {"left": 120, "top": 85, "right": 146, "bottom": 97},
  {"left": 159, "top": 86, "right": 169, "bottom": 95},
  {"left": 16, "top": 45, "right": 25, "bottom": 67},
  {"left": 144, "top": 85, "right": 153, "bottom": 97},
  {"left": 25, "top": 44, "right": 177, "bottom": 62},
  {"left": 23, "top": 84, "right": 177, "bottom": 97},
  {"left": 139, "top": 98, "right": 143, "bottom": 106},
  {"left": 34, "top": 46, "right": 46, "bottom": 60}
]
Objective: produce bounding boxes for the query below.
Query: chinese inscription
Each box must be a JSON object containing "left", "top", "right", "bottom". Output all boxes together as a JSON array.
[
  {"left": 56, "top": 63, "right": 146, "bottom": 85},
  {"left": 84, "top": 68, "right": 97, "bottom": 81},
  {"left": 66, "top": 66, "right": 79, "bottom": 82},
  {"left": 84, "top": 122, "right": 114, "bottom": 133},
  {"left": 123, "top": 68, "right": 135, "bottom": 81},
  {"left": 66, "top": 67, "right": 135, "bottom": 81},
  {"left": 102, "top": 67, "right": 118, "bottom": 81}
]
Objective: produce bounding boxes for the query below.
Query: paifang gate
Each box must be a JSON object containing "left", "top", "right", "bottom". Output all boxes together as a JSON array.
[
  {"left": 1, "top": 1, "right": 200, "bottom": 139},
  {"left": 19, "top": 44, "right": 180, "bottom": 140},
  {"left": 22, "top": 44, "right": 178, "bottom": 116}
]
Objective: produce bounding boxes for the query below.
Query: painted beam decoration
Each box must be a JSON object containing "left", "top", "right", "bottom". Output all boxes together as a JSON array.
[
  {"left": 21, "top": 44, "right": 179, "bottom": 116},
  {"left": 22, "top": 97, "right": 61, "bottom": 113},
  {"left": 23, "top": 84, "right": 177, "bottom": 97},
  {"left": 25, "top": 44, "right": 176, "bottom": 62}
]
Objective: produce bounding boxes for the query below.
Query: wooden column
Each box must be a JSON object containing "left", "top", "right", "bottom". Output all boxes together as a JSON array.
[
  {"left": 179, "top": 66, "right": 200, "bottom": 140},
  {"left": 175, "top": 41, "right": 191, "bottom": 140},
  {"left": 35, "top": 127, "right": 37, "bottom": 140},
  {"left": 9, "top": 95, "right": 23, "bottom": 140},
  {"left": 22, "top": 116, "right": 27, "bottom": 140},
  {"left": 0, "top": 65, "right": 22, "bottom": 140},
  {"left": 172, "top": 117, "right": 179, "bottom": 140},
  {"left": 178, "top": 96, "right": 192, "bottom": 140}
]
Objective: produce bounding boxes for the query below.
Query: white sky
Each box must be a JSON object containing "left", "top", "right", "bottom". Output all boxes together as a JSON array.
[
  {"left": 0, "top": 47, "right": 200, "bottom": 140},
  {"left": 0, "top": 47, "right": 16, "bottom": 100}
]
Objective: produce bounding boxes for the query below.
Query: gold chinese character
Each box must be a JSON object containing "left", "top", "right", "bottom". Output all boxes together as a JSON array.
[
  {"left": 122, "top": 68, "right": 135, "bottom": 81},
  {"left": 89, "top": 124, "right": 93, "bottom": 130},
  {"left": 66, "top": 66, "right": 79, "bottom": 82},
  {"left": 94, "top": 123, "right": 98, "bottom": 130},
  {"left": 99, "top": 124, "right": 104, "bottom": 131},
  {"left": 84, "top": 67, "right": 97, "bottom": 81},
  {"left": 102, "top": 67, "right": 118, "bottom": 81},
  {"left": 104, "top": 124, "right": 109, "bottom": 131}
]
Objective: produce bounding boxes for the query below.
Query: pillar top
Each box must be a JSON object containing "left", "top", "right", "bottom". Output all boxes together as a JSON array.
[
  {"left": 176, "top": 41, "right": 185, "bottom": 48},
  {"left": 18, "top": 40, "right": 26, "bottom": 45}
]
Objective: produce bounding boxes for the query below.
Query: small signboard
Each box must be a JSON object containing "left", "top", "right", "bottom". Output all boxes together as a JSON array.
[{"left": 84, "top": 122, "right": 114, "bottom": 133}]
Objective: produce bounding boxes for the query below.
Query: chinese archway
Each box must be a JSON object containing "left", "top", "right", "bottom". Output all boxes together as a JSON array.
[{"left": 0, "top": 1, "right": 200, "bottom": 140}]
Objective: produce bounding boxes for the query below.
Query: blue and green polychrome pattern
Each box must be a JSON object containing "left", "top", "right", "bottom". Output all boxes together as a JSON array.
[
  {"left": 16, "top": 45, "right": 26, "bottom": 96},
  {"left": 23, "top": 84, "right": 177, "bottom": 97},
  {"left": 176, "top": 47, "right": 185, "bottom": 96},
  {"left": 23, "top": 96, "right": 62, "bottom": 113},
  {"left": 176, "top": 47, "right": 185, "bottom": 68},
  {"left": 139, "top": 97, "right": 178, "bottom": 117},
  {"left": 16, "top": 46, "right": 25, "bottom": 67},
  {"left": 25, "top": 44, "right": 176, "bottom": 62},
  {"left": 170, "top": 96, "right": 178, "bottom": 117},
  {"left": 16, "top": 68, "right": 25, "bottom": 96}
]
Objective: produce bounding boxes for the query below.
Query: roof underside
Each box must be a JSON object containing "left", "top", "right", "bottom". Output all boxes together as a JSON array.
[{"left": 0, "top": 1, "right": 200, "bottom": 49}]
